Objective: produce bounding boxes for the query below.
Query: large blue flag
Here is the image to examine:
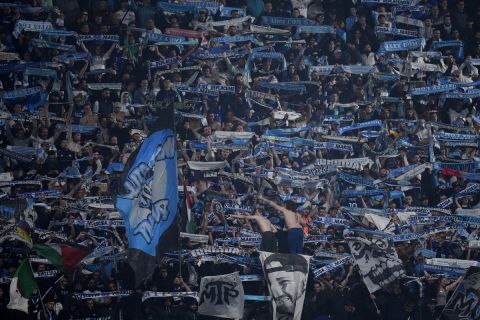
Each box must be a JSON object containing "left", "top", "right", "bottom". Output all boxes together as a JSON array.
[{"left": 116, "top": 129, "right": 178, "bottom": 256}]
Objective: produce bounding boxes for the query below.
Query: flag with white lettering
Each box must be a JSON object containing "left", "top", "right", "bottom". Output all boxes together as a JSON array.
[
  {"left": 259, "top": 252, "right": 310, "bottom": 320},
  {"left": 116, "top": 104, "right": 178, "bottom": 286},
  {"left": 347, "top": 236, "right": 405, "bottom": 293},
  {"left": 442, "top": 266, "right": 480, "bottom": 320},
  {"left": 198, "top": 271, "right": 244, "bottom": 319}
]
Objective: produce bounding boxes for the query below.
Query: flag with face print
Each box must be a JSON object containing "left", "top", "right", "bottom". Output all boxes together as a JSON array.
[{"left": 259, "top": 252, "right": 310, "bottom": 320}]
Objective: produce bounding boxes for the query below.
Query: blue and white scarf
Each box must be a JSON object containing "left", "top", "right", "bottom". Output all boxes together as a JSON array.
[
  {"left": 375, "top": 26, "right": 418, "bottom": 37},
  {"left": 337, "top": 172, "right": 376, "bottom": 188},
  {"left": 144, "top": 32, "right": 185, "bottom": 43},
  {"left": 338, "top": 120, "right": 384, "bottom": 135},
  {"left": 361, "top": 0, "right": 414, "bottom": 4},
  {"left": 261, "top": 16, "right": 316, "bottom": 26},
  {"left": 410, "top": 83, "right": 457, "bottom": 96},
  {"left": 313, "top": 256, "right": 354, "bottom": 279},
  {"left": 378, "top": 38, "right": 424, "bottom": 53},
  {"left": 437, "top": 184, "right": 480, "bottom": 208},
  {"left": 431, "top": 40, "right": 463, "bottom": 50},
  {"left": 296, "top": 25, "right": 335, "bottom": 34},
  {"left": 54, "top": 52, "right": 92, "bottom": 63},
  {"left": 210, "top": 34, "right": 259, "bottom": 45},
  {"left": 40, "top": 29, "right": 77, "bottom": 37},
  {"left": 30, "top": 39, "right": 75, "bottom": 51},
  {"left": 258, "top": 82, "right": 306, "bottom": 92},
  {"left": 341, "top": 65, "right": 377, "bottom": 74},
  {"left": 13, "top": 20, "right": 53, "bottom": 38},
  {"left": 78, "top": 35, "right": 119, "bottom": 42},
  {"left": 445, "top": 90, "right": 480, "bottom": 99},
  {"left": 3, "top": 86, "right": 44, "bottom": 100}
]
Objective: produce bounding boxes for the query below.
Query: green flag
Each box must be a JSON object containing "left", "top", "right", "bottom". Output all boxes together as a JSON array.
[{"left": 7, "top": 259, "right": 37, "bottom": 313}]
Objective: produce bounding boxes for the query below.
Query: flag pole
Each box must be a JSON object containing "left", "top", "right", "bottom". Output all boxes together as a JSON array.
[
  {"left": 28, "top": 258, "right": 48, "bottom": 317},
  {"left": 41, "top": 275, "right": 65, "bottom": 301}
]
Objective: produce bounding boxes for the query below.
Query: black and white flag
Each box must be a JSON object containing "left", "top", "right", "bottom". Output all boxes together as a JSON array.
[
  {"left": 198, "top": 271, "right": 244, "bottom": 319},
  {"left": 347, "top": 236, "right": 405, "bottom": 293},
  {"left": 443, "top": 266, "right": 480, "bottom": 320},
  {"left": 259, "top": 252, "right": 310, "bottom": 320}
]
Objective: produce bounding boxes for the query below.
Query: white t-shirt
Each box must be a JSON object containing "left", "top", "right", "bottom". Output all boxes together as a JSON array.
[
  {"left": 291, "top": 0, "right": 312, "bottom": 18},
  {"left": 114, "top": 10, "right": 136, "bottom": 26}
]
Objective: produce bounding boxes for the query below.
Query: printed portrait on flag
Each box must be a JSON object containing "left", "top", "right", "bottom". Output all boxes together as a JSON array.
[
  {"left": 347, "top": 236, "right": 405, "bottom": 293},
  {"left": 259, "top": 252, "right": 310, "bottom": 320},
  {"left": 443, "top": 266, "right": 480, "bottom": 320},
  {"left": 198, "top": 271, "right": 244, "bottom": 318}
]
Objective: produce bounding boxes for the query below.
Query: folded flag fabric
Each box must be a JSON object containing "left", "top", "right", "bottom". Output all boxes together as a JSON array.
[
  {"left": 32, "top": 243, "right": 91, "bottom": 272},
  {"left": 15, "top": 220, "right": 32, "bottom": 247},
  {"left": 7, "top": 259, "right": 37, "bottom": 313}
]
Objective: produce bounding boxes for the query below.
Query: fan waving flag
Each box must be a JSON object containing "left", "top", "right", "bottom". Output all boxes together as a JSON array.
[
  {"left": 7, "top": 259, "right": 37, "bottom": 313},
  {"left": 116, "top": 104, "right": 178, "bottom": 286}
]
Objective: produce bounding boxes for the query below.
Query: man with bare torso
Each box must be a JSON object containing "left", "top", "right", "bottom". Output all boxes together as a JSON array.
[
  {"left": 230, "top": 208, "right": 278, "bottom": 252},
  {"left": 258, "top": 196, "right": 305, "bottom": 254}
]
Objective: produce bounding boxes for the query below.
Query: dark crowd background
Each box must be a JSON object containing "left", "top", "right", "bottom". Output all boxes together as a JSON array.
[{"left": 0, "top": 0, "right": 480, "bottom": 319}]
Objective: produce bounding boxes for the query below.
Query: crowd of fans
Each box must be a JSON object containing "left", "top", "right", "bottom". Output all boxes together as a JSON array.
[{"left": 1, "top": 0, "right": 480, "bottom": 319}]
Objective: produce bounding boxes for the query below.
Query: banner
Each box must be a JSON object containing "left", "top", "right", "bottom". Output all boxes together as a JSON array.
[
  {"left": 442, "top": 266, "right": 480, "bottom": 319},
  {"left": 259, "top": 252, "right": 310, "bottom": 320},
  {"left": 347, "top": 236, "right": 405, "bottom": 293},
  {"left": 198, "top": 272, "right": 244, "bottom": 319}
]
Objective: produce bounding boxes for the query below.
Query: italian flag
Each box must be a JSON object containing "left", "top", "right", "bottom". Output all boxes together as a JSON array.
[
  {"left": 183, "top": 176, "right": 196, "bottom": 234},
  {"left": 7, "top": 259, "right": 37, "bottom": 313},
  {"left": 32, "top": 244, "right": 91, "bottom": 272}
]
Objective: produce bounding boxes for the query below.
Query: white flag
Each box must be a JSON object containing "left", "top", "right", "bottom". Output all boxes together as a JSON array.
[
  {"left": 198, "top": 271, "right": 244, "bottom": 319},
  {"left": 259, "top": 252, "right": 310, "bottom": 320},
  {"left": 347, "top": 236, "right": 405, "bottom": 293}
]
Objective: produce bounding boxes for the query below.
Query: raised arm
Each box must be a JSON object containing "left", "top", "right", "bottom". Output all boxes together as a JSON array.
[
  {"left": 258, "top": 195, "right": 295, "bottom": 217},
  {"left": 446, "top": 276, "right": 463, "bottom": 292}
]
